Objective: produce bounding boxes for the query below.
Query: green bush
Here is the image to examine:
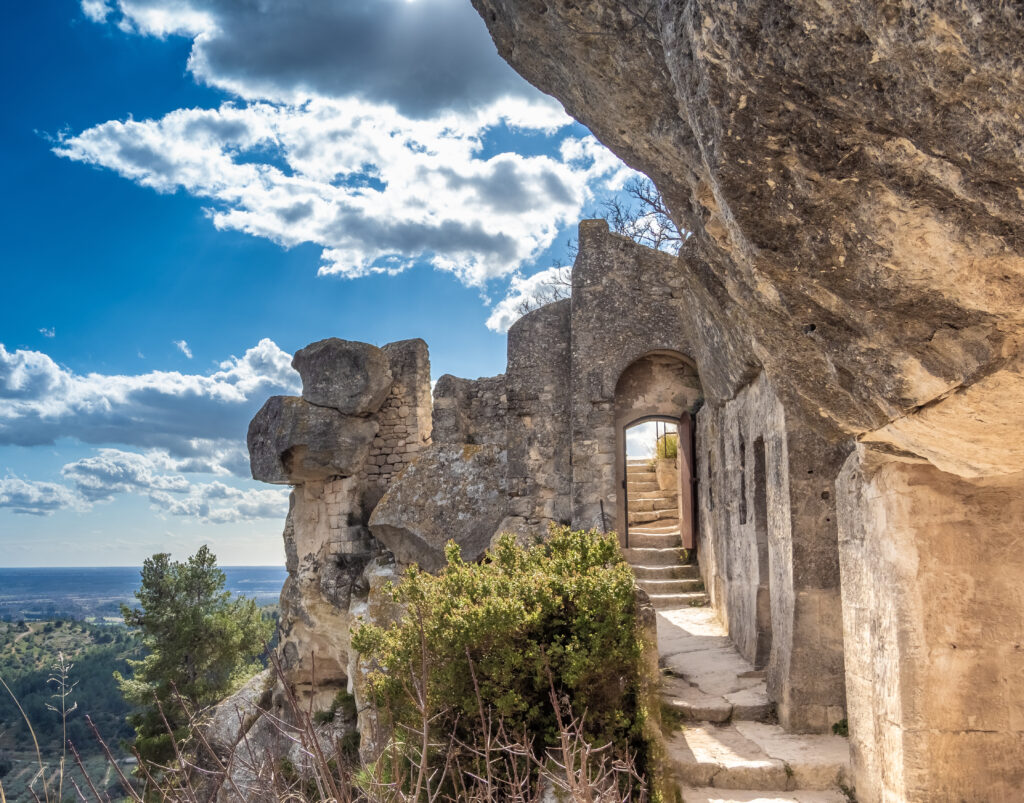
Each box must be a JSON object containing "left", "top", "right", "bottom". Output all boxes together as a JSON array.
[
  {"left": 656, "top": 433, "right": 678, "bottom": 460},
  {"left": 352, "top": 526, "right": 646, "bottom": 770}
]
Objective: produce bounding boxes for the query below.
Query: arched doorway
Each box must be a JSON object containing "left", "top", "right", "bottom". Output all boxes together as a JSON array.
[
  {"left": 613, "top": 352, "right": 703, "bottom": 544},
  {"left": 621, "top": 415, "right": 696, "bottom": 551}
]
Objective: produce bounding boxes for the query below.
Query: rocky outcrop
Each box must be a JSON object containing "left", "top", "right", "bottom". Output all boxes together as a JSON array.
[
  {"left": 292, "top": 338, "right": 392, "bottom": 415},
  {"left": 470, "top": 3, "right": 1024, "bottom": 798},
  {"left": 248, "top": 396, "right": 377, "bottom": 485},
  {"left": 370, "top": 443, "right": 508, "bottom": 571}
]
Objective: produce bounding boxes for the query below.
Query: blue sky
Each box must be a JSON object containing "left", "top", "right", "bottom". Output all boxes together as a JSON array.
[{"left": 0, "top": 0, "right": 633, "bottom": 567}]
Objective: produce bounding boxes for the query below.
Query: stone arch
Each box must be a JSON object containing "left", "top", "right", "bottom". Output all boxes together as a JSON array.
[{"left": 612, "top": 351, "right": 703, "bottom": 541}]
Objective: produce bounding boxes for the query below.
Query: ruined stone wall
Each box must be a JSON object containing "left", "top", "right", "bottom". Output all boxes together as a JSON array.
[
  {"left": 837, "top": 447, "right": 1024, "bottom": 802},
  {"left": 431, "top": 373, "right": 507, "bottom": 446},
  {"left": 569, "top": 220, "right": 697, "bottom": 531},
  {"left": 359, "top": 340, "right": 432, "bottom": 510},
  {"left": 501, "top": 299, "right": 572, "bottom": 538},
  {"left": 697, "top": 372, "right": 847, "bottom": 732}
]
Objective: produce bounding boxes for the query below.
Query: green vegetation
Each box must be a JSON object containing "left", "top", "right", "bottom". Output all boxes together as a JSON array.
[
  {"left": 832, "top": 717, "right": 849, "bottom": 737},
  {"left": 116, "top": 546, "right": 273, "bottom": 763},
  {"left": 656, "top": 433, "right": 678, "bottom": 460},
  {"left": 0, "top": 620, "right": 143, "bottom": 801},
  {"left": 352, "top": 526, "right": 648, "bottom": 793}
]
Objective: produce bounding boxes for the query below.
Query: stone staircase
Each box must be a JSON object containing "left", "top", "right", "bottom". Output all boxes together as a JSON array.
[
  {"left": 624, "top": 460, "right": 706, "bottom": 609},
  {"left": 657, "top": 607, "right": 852, "bottom": 802}
]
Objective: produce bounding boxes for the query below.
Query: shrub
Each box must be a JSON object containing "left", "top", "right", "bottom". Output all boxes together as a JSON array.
[
  {"left": 352, "top": 526, "right": 647, "bottom": 787},
  {"left": 656, "top": 433, "right": 678, "bottom": 460}
]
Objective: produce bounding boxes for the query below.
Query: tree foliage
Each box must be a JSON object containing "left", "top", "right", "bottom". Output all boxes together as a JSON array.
[
  {"left": 116, "top": 546, "right": 272, "bottom": 762},
  {"left": 352, "top": 526, "right": 647, "bottom": 781}
]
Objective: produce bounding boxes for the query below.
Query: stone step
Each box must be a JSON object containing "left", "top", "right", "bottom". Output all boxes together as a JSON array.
[
  {"left": 661, "top": 674, "right": 771, "bottom": 724},
  {"left": 665, "top": 722, "right": 850, "bottom": 791},
  {"left": 631, "top": 488, "right": 677, "bottom": 500},
  {"left": 629, "top": 506, "right": 680, "bottom": 524},
  {"left": 627, "top": 480, "right": 660, "bottom": 492},
  {"left": 678, "top": 788, "right": 849, "bottom": 803},
  {"left": 648, "top": 592, "right": 708, "bottom": 609},
  {"left": 628, "top": 496, "right": 677, "bottom": 512},
  {"left": 630, "top": 519, "right": 681, "bottom": 533},
  {"left": 637, "top": 577, "right": 704, "bottom": 595},
  {"left": 631, "top": 563, "right": 699, "bottom": 580},
  {"left": 628, "top": 532, "right": 683, "bottom": 549},
  {"left": 623, "top": 547, "right": 687, "bottom": 566}
]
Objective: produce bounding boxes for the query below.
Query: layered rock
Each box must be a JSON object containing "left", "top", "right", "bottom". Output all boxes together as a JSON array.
[
  {"left": 469, "top": 2, "right": 1024, "bottom": 798},
  {"left": 246, "top": 338, "right": 431, "bottom": 729}
]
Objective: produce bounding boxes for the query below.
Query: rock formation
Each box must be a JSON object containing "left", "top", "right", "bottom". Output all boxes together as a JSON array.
[{"left": 464, "top": 2, "right": 1024, "bottom": 799}]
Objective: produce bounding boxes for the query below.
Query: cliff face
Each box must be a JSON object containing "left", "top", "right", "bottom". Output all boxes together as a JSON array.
[
  {"left": 469, "top": 3, "right": 1024, "bottom": 800},
  {"left": 471, "top": 0, "right": 1024, "bottom": 478}
]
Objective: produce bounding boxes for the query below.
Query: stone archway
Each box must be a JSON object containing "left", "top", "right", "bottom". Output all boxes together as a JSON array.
[{"left": 612, "top": 352, "right": 703, "bottom": 542}]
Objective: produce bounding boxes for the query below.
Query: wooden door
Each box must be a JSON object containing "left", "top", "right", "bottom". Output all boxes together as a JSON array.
[{"left": 678, "top": 412, "right": 696, "bottom": 550}]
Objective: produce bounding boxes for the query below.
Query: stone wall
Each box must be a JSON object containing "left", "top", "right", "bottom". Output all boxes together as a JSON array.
[
  {"left": 838, "top": 447, "right": 1024, "bottom": 802},
  {"left": 431, "top": 373, "right": 507, "bottom": 446},
  {"left": 697, "top": 372, "right": 847, "bottom": 732},
  {"left": 359, "top": 339, "right": 432, "bottom": 510},
  {"left": 569, "top": 220, "right": 698, "bottom": 532},
  {"left": 501, "top": 298, "right": 573, "bottom": 537}
]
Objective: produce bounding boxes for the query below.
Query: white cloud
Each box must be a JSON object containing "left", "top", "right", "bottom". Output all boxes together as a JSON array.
[
  {"left": 39, "top": 327, "right": 55, "bottom": 338},
  {"left": 174, "top": 339, "right": 193, "bottom": 359},
  {"left": 485, "top": 265, "right": 571, "bottom": 333},
  {"left": 59, "top": 447, "right": 288, "bottom": 522},
  {"left": 65, "top": 0, "right": 631, "bottom": 297},
  {"left": 62, "top": 448, "right": 191, "bottom": 501},
  {"left": 0, "top": 338, "right": 299, "bottom": 470},
  {"left": 0, "top": 477, "right": 85, "bottom": 516},
  {"left": 80, "top": 0, "right": 112, "bottom": 23},
  {"left": 148, "top": 481, "right": 289, "bottom": 523},
  {"left": 55, "top": 100, "right": 623, "bottom": 288}
]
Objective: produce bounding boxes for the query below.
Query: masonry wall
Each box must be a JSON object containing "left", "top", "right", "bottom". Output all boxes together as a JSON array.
[
  {"left": 359, "top": 339, "right": 432, "bottom": 510},
  {"left": 698, "top": 371, "right": 847, "bottom": 732},
  {"left": 431, "top": 373, "right": 507, "bottom": 446},
  {"left": 837, "top": 447, "right": 1024, "bottom": 802},
  {"left": 501, "top": 298, "right": 573, "bottom": 537},
  {"left": 569, "top": 220, "right": 697, "bottom": 531}
]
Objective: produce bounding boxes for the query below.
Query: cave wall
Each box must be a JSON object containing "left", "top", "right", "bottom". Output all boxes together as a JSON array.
[{"left": 838, "top": 447, "right": 1024, "bottom": 801}]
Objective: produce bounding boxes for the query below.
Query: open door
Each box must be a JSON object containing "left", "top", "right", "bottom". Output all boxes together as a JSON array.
[{"left": 678, "top": 411, "right": 696, "bottom": 551}]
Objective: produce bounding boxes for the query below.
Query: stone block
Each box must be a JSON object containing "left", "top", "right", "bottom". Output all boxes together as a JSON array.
[{"left": 291, "top": 338, "right": 392, "bottom": 415}]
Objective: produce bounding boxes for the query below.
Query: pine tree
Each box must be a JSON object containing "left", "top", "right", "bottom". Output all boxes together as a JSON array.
[{"left": 115, "top": 545, "right": 272, "bottom": 762}]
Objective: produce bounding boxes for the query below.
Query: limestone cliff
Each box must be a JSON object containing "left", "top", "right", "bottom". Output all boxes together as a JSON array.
[
  {"left": 471, "top": 0, "right": 1024, "bottom": 479},
  {"left": 467, "top": 4, "right": 1024, "bottom": 800}
]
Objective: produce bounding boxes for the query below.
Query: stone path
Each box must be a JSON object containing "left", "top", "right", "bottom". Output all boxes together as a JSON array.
[
  {"left": 655, "top": 607, "right": 852, "bottom": 802},
  {"left": 623, "top": 461, "right": 852, "bottom": 800},
  {"left": 623, "top": 460, "right": 706, "bottom": 609}
]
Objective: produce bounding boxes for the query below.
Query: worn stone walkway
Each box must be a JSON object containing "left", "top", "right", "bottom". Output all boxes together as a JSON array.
[{"left": 655, "top": 606, "right": 852, "bottom": 802}]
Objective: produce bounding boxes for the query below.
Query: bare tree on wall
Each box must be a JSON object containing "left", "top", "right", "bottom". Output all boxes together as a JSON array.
[
  {"left": 515, "top": 177, "right": 684, "bottom": 317},
  {"left": 602, "top": 176, "right": 684, "bottom": 254}
]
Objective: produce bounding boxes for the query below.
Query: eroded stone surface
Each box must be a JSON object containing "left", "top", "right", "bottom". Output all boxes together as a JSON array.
[
  {"left": 369, "top": 443, "right": 508, "bottom": 571},
  {"left": 291, "top": 338, "right": 392, "bottom": 415},
  {"left": 247, "top": 395, "right": 377, "bottom": 484}
]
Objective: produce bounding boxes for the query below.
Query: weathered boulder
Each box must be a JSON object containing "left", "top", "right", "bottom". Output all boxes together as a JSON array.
[
  {"left": 292, "top": 338, "right": 392, "bottom": 415},
  {"left": 248, "top": 395, "right": 377, "bottom": 484},
  {"left": 369, "top": 443, "right": 508, "bottom": 571}
]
